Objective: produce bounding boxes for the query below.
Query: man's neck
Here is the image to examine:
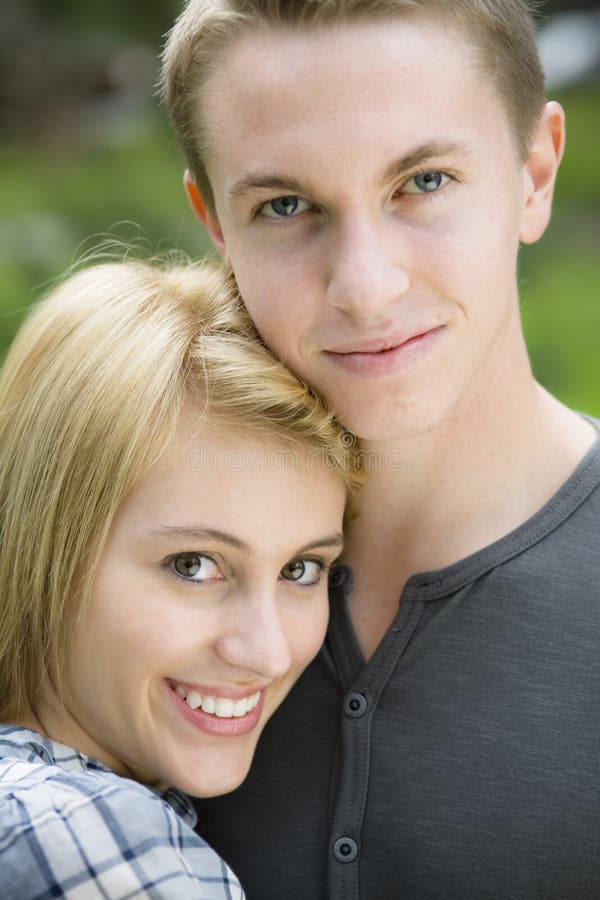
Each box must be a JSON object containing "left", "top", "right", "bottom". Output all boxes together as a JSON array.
[{"left": 341, "top": 340, "right": 596, "bottom": 659}]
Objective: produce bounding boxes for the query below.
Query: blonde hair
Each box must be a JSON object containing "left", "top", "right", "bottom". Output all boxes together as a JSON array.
[
  {"left": 160, "top": 0, "right": 546, "bottom": 215},
  {"left": 0, "top": 257, "right": 362, "bottom": 722}
]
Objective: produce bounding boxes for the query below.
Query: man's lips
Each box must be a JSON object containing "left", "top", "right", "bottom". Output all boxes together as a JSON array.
[
  {"left": 325, "top": 326, "right": 442, "bottom": 356},
  {"left": 322, "top": 326, "right": 445, "bottom": 376}
]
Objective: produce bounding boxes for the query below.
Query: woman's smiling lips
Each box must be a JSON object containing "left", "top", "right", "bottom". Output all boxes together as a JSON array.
[
  {"left": 323, "top": 326, "right": 446, "bottom": 376},
  {"left": 164, "top": 678, "right": 266, "bottom": 736}
]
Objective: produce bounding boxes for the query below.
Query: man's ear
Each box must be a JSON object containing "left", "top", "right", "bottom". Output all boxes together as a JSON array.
[
  {"left": 184, "top": 170, "right": 228, "bottom": 259},
  {"left": 519, "top": 101, "right": 565, "bottom": 245}
]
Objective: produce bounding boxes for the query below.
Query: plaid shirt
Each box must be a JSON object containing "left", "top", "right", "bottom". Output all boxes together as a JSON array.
[{"left": 0, "top": 726, "right": 244, "bottom": 899}]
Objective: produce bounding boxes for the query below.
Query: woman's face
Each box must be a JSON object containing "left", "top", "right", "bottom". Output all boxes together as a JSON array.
[{"left": 41, "top": 420, "right": 346, "bottom": 797}]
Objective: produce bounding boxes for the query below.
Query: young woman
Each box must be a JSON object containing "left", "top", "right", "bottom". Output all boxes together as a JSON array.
[{"left": 0, "top": 258, "right": 361, "bottom": 898}]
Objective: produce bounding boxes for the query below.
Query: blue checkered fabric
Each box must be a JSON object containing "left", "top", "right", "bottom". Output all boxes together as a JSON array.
[{"left": 0, "top": 726, "right": 245, "bottom": 899}]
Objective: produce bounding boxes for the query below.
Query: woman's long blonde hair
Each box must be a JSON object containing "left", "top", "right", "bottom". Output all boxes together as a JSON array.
[{"left": 0, "top": 257, "right": 361, "bottom": 722}]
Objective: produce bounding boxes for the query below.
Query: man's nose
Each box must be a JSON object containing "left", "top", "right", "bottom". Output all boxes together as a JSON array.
[
  {"left": 217, "top": 591, "right": 292, "bottom": 680},
  {"left": 325, "top": 214, "right": 411, "bottom": 318}
]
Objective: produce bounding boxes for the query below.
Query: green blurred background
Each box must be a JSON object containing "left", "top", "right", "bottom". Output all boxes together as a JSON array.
[{"left": 1, "top": 0, "right": 599, "bottom": 414}]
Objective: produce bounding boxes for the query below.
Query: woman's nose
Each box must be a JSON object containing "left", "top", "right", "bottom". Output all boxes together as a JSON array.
[{"left": 216, "top": 591, "right": 292, "bottom": 680}]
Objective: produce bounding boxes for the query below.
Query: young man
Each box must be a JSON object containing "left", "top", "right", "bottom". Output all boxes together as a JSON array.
[{"left": 162, "top": 2, "right": 600, "bottom": 897}]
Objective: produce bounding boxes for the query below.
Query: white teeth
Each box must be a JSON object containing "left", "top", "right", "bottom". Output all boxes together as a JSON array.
[
  {"left": 201, "top": 696, "right": 216, "bottom": 714},
  {"left": 233, "top": 699, "right": 248, "bottom": 717},
  {"left": 174, "top": 684, "right": 261, "bottom": 717},
  {"left": 215, "top": 698, "right": 235, "bottom": 718},
  {"left": 185, "top": 690, "right": 202, "bottom": 710}
]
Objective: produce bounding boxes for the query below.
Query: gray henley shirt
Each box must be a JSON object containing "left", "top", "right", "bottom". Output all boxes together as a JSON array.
[{"left": 196, "top": 419, "right": 600, "bottom": 899}]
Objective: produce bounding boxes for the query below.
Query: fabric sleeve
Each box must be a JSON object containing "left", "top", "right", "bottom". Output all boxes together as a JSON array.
[{"left": 0, "top": 764, "right": 244, "bottom": 900}]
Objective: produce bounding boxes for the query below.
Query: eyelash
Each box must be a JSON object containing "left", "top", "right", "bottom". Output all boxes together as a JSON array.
[
  {"left": 251, "top": 169, "right": 455, "bottom": 221},
  {"left": 250, "top": 197, "right": 314, "bottom": 221},
  {"left": 164, "top": 552, "right": 329, "bottom": 587},
  {"left": 280, "top": 557, "right": 327, "bottom": 587},
  {"left": 392, "top": 170, "right": 456, "bottom": 202},
  {"left": 166, "top": 552, "right": 223, "bottom": 584}
]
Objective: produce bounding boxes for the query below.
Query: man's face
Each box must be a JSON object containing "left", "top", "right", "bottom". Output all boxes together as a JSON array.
[{"left": 196, "top": 18, "right": 550, "bottom": 441}]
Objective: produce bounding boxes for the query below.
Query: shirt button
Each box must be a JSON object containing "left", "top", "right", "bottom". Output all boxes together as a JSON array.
[
  {"left": 343, "top": 692, "right": 367, "bottom": 718},
  {"left": 333, "top": 837, "right": 359, "bottom": 863},
  {"left": 328, "top": 566, "right": 347, "bottom": 589}
]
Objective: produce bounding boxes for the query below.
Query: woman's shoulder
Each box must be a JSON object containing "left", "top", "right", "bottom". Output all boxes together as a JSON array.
[
  {"left": 0, "top": 726, "right": 245, "bottom": 899},
  {"left": 0, "top": 723, "right": 136, "bottom": 812}
]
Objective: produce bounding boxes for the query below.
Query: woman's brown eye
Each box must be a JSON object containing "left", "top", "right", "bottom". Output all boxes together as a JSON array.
[
  {"left": 280, "top": 559, "right": 322, "bottom": 585},
  {"left": 281, "top": 560, "right": 306, "bottom": 581},
  {"left": 171, "top": 553, "right": 222, "bottom": 582}
]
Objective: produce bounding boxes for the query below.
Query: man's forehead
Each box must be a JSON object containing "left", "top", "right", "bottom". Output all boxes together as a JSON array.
[
  {"left": 200, "top": 19, "right": 496, "bottom": 200},
  {"left": 201, "top": 14, "right": 479, "bottom": 121}
]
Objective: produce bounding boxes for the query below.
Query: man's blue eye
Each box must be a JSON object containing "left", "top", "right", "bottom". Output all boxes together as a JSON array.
[
  {"left": 260, "top": 196, "right": 311, "bottom": 219},
  {"left": 411, "top": 172, "right": 445, "bottom": 193},
  {"left": 272, "top": 196, "right": 299, "bottom": 216}
]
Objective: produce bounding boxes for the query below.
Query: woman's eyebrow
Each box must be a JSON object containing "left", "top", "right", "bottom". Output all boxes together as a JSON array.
[
  {"left": 294, "top": 533, "right": 345, "bottom": 555},
  {"left": 147, "top": 526, "right": 344, "bottom": 555},
  {"left": 148, "top": 525, "right": 249, "bottom": 552}
]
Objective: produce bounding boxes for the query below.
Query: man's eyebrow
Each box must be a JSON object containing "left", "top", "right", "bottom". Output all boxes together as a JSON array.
[
  {"left": 226, "top": 174, "right": 312, "bottom": 204},
  {"left": 148, "top": 525, "right": 344, "bottom": 555},
  {"left": 227, "top": 141, "right": 470, "bottom": 204},
  {"left": 381, "top": 141, "right": 471, "bottom": 186}
]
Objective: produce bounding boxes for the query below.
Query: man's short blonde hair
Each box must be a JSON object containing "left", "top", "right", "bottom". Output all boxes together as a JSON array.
[
  {"left": 161, "top": 0, "right": 546, "bottom": 214},
  {"left": 0, "top": 258, "right": 361, "bottom": 722}
]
